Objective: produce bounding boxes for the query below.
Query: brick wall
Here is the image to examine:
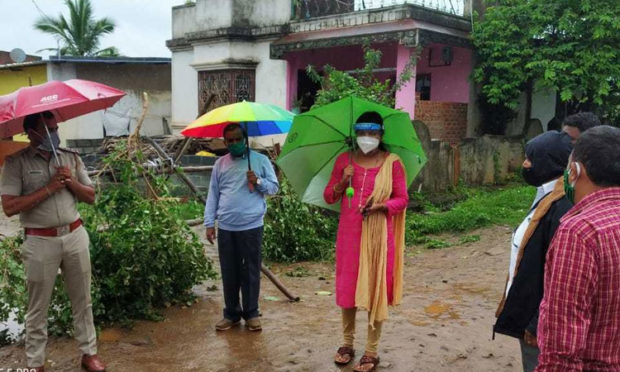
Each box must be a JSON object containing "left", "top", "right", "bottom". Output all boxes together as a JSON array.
[
  {"left": 0, "top": 51, "right": 41, "bottom": 65},
  {"left": 415, "top": 96, "right": 468, "bottom": 144}
]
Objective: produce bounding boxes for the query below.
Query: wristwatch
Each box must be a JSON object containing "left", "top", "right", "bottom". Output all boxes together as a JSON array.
[{"left": 256, "top": 178, "right": 262, "bottom": 186}]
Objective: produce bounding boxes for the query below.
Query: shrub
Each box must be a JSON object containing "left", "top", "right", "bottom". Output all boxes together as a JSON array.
[
  {"left": 263, "top": 177, "right": 338, "bottom": 262},
  {"left": 0, "top": 236, "right": 26, "bottom": 345}
]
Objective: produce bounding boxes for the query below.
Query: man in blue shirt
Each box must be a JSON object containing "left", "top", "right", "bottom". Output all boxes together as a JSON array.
[{"left": 204, "top": 123, "right": 279, "bottom": 332}]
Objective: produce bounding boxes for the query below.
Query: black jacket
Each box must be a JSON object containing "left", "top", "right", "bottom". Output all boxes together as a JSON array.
[{"left": 494, "top": 194, "right": 572, "bottom": 339}]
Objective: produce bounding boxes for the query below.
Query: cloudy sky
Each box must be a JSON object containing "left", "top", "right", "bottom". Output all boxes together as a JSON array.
[{"left": 0, "top": 0, "right": 186, "bottom": 59}]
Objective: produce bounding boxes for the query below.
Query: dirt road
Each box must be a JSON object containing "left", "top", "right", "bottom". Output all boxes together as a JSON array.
[{"left": 0, "top": 224, "right": 521, "bottom": 372}]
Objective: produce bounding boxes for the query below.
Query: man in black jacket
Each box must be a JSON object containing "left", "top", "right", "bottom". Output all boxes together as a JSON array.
[{"left": 494, "top": 130, "right": 573, "bottom": 372}]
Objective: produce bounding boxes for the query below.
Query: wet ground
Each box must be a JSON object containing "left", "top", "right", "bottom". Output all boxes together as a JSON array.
[{"left": 0, "top": 222, "right": 521, "bottom": 371}]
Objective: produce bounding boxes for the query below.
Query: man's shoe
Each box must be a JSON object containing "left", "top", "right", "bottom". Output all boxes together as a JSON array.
[
  {"left": 215, "top": 318, "right": 240, "bottom": 331},
  {"left": 81, "top": 354, "right": 106, "bottom": 372},
  {"left": 246, "top": 317, "right": 262, "bottom": 331},
  {"left": 28, "top": 367, "right": 44, "bottom": 372}
]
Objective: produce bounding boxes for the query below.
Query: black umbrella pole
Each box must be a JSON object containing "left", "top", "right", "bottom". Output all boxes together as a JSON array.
[{"left": 244, "top": 125, "right": 255, "bottom": 192}]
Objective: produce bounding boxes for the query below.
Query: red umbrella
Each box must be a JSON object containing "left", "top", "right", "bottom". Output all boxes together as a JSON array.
[{"left": 0, "top": 79, "right": 125, "bottom": 138}]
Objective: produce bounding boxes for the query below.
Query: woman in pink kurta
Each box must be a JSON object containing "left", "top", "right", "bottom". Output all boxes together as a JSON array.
[{"left": 324, "top": 111, "right": 408, "bottom": 372}]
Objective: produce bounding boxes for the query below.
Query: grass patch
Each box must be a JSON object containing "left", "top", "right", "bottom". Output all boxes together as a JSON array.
[
  {"left": 459, "top": 234, "right": 481, "bottom": 244},
  {"left": 424, "top": 239, "right": 452, "bottom": 249},
  {"left": 406, "top": 184, "right": 534, "bottom": 246}
]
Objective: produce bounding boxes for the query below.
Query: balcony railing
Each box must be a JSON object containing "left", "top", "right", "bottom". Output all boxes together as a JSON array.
[{"left": 292, "top": 0, "right": 466, "bottom": 20}]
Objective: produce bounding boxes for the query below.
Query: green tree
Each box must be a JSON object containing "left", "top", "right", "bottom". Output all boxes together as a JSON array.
[
  {"left": 34, "top": 0, "right": 119, "bottom": 57},
  {"left": 472, "top": 0, "right": 620, "bottom": 130}
]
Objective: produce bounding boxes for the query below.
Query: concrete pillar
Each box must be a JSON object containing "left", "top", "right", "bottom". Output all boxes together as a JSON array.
[
  {"left": 395, "top": 44, "right": 417, "bottom": 119},
  {"left": 285, "top": 55, "right": 298, "bottom": 111}
]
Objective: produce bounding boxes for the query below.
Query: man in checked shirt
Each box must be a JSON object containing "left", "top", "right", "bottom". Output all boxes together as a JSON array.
[{"left": 535, "top": 125, "right": 620, "bottom": 372}]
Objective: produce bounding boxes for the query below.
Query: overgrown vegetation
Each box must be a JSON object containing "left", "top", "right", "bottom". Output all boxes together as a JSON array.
[
  {"left": 262, "top": 177, "right": 338, "bottom": 262},
  {"left": 406, "top": 184, "right": 534, "bottom": 246},
  {"left": 306, "top": 43, "right": 418, "bottom": 109},
  {"left": 0, "top": 140, "right": 216, "bottom": 343},
  {"left": 0, "top": 236, "right": 26, "bottom": 345}
]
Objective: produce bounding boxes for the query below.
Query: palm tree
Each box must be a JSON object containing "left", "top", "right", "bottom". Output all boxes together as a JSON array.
[{"left": 34, "top": 0, "right": 119, "bottom": 57}]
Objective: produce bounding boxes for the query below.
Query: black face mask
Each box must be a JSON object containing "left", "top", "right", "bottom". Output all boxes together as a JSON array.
[
  {"left": 523, "top": 131, "right": 573, "bottom": 187},
  {"left": 522, "top": 167, "right": 544, "bottom": 187}
]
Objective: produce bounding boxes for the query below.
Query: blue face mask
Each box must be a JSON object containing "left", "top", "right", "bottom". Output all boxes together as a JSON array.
[{"left": 34, "top": 130, "right": 60, "bottom": 152}]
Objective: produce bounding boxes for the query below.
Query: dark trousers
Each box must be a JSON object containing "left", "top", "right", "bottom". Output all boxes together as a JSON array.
[
  {"left": 217, "top": 226, "right": 263, "bottom": 321},
  {"left": 519, "top": 338, "right": 540, "bottom": 372}
]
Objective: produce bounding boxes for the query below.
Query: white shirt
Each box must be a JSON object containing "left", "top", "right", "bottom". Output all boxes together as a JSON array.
[{"left": 506, "top": 179, "right": 558, "bottom": 296}]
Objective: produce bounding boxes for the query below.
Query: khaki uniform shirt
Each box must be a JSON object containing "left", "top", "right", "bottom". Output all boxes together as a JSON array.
[{"left": 0, "top": 146, "right": 93, "bottom": 228}]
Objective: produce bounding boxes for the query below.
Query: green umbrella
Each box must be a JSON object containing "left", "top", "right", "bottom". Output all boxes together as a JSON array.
[{"left": 276, "top": 96, "right": 427, "bottom": 211}]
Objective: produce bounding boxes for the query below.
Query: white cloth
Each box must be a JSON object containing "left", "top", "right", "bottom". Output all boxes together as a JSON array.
[{"left": 506, "top": 179, "right": 557, "bottom": 296}]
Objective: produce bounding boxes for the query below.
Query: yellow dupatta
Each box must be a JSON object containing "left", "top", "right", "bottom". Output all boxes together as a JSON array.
[{"left": 355, "top": 153, "right": 407, "bottom": 326}]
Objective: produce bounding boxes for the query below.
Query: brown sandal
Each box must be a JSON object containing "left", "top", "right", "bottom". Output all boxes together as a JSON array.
[
  {"left": 353, "top": 354, "right": 380, "bottom": 372},
  {"left": 334, "top": 346, "right": 355, "bottom": 365}
]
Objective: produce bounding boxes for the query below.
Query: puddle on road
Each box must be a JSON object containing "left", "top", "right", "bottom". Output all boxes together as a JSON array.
[{"left": 424, "top": 300, "right": 460, "bottom": 320}]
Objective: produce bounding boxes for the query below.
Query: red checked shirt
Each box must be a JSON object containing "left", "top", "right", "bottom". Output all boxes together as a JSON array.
[{"left": 536, "top": 187, "right": 620, "bottom": 372}]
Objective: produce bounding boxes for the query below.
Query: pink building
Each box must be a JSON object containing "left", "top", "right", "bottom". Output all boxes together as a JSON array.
[{"left": 168, "top": 0, "right": 474, "bottom": 143}]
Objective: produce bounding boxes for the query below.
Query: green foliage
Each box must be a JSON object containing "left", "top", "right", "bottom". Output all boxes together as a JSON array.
[
  {"left": 307, "top": 44, "right": 418, "bottom": 109},
  {"left": 166, "top": 199, "right": 204, "bottom": 221},
  {"left": 406, "top": 185, "right": 534, "bottom": 246},
  {"left": 0, "top": 236, "right": 26, "bottom": 345},
  {"left": 459, "top": 234, "right": 481, "bottom": 244},
  {"left": 0, "top": 140, "right": 216, "bottom": 341},
  {"left": 84, "top": 141, "right": 216, "bottom": 325},
  {"left": 424, "top": 239, "right": 451, "bottom": 249},
  {"left": 263, "top": 177, "right": 338, "bottom": 262},
  {"left": 34, "top": 0, "right": 119, "bottom": 56},
  {"left": 472, "top": 0, "right": 620, "bottom": 129}
]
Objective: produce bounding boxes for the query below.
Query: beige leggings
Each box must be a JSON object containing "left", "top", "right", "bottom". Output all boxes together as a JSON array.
[{"left": 342, "top": 307, "right": 383, "bottom": 355}]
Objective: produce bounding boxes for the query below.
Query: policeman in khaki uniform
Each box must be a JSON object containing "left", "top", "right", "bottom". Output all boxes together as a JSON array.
[{"left": 0, "top": 112, "right": 106, "bottom": 372}]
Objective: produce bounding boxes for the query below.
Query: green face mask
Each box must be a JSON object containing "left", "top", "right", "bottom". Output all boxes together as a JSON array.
[
  {"left": 563, "top": 163, "right": 580, "bottom": 204},
  {"left": 563, "top": 169, "right": 574, "bottom": 204},
  {"left": 227, "top": 141, "right": 246, "bottom": 157}
]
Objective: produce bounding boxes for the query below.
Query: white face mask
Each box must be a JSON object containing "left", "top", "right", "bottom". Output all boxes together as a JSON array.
[{"left": 356, "top": 136, "right": 380, "bottom": 154}]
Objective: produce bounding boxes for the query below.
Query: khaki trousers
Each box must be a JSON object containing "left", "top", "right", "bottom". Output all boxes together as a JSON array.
[
  {"left": 342, "top": 307, "right": 383, "bottom": 355},
  {"left": 21, "top": 226, "right": 97, "bottom": 367}
]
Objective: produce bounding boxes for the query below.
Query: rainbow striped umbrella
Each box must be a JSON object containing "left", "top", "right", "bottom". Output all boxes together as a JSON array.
[{"left": 180, "top": 101, "right": 293, "bottom": 138}]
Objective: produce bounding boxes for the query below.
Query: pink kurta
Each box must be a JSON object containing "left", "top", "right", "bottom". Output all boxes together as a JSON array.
[{"left": 324, "top": 152, "right": 409, "bottom": 308}]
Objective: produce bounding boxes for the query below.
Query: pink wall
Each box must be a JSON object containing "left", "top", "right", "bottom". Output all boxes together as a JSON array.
[
  {"left": 416, "top": 44, "right": 471, "bottom": 103},
  {"left": 285, "top": 43, "right": 397, "bottom": 109},
  {"left": 284, "top": 42, "right": 472, "bottom": 111}
]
